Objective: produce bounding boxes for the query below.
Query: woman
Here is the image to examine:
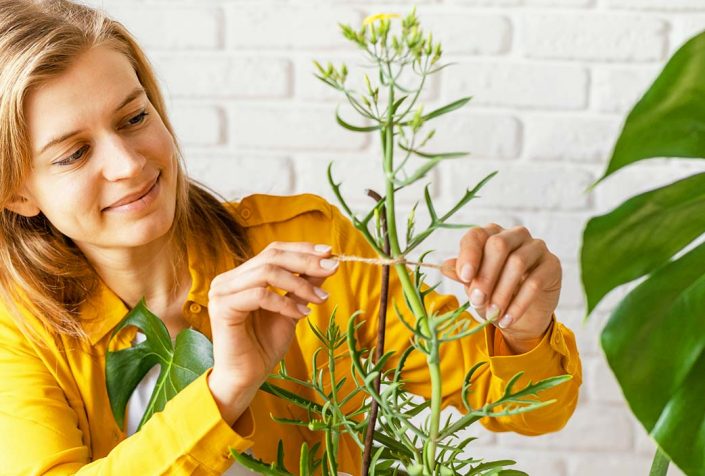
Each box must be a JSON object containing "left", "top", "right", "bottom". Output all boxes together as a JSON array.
[{"left": 0, "top": 0, "right": 581, "bottom": 474}]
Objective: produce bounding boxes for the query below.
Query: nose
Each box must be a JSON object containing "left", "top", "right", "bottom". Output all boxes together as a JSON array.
[{"left": 99, "top": 134, "right": 146, "bottom": 181}]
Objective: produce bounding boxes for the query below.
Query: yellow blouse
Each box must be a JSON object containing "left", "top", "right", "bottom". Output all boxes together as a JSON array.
[{"left": 0, "top": 193, "right": 581, "bottom": 475}]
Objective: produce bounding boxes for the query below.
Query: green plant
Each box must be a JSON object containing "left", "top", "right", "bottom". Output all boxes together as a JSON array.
[
  {"left": 106, "top": 8, "right": 570, "bottom": 475},
  {"left": 580, "top": 30, "right": 705, "bottom": 476}
]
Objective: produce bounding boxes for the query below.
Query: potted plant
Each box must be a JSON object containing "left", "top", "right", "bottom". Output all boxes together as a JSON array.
[{"left": 106, "top": 9, "right": 571, "bottom": 475}]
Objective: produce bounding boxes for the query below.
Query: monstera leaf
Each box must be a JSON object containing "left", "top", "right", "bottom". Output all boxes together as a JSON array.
[
  {"left": 581, "top": 31, "right": 705, "bottom": 475},
  {"left": 106, "top": 298, "right": 214, "bottom": 431}
]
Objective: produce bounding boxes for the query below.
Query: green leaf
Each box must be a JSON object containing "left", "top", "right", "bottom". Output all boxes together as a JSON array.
[
  {"left": 335, "top": 108, "right": 380, "bottom": 132},
  {"left": 596, "top": 31, "right": 705, "bottom": 184},
  {"left": 600, "top": 240, "right": 705, "bottom": 475},
  {"left": 581, "top": 172, "right": 705, "bottom": 315},
  {"left": 398, "top": 143, "right": 469, "bottom": 160},
  {"left": 106, "top": 298, "right": 213, "bottom": 430},
  {"left": 230, "top": 448, "right": 293, "bottom": 476},
  {"left": 419, "top": 96, "right": 472, "bottom": 122}
]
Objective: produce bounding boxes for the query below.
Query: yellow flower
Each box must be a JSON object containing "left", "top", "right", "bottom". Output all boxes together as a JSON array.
[{"left": 362, "top": 13, "right": 400, "bottom": 26}]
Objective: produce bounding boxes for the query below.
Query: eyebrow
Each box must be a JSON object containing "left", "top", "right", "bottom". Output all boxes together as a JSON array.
[{"left": 38, "top": 86, "right": 147, "bottom": 156}]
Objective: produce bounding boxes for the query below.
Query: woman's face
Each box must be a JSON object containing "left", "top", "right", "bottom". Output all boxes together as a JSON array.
[{"left": 17, "top": 45, "right": 177, "bottom": 252}]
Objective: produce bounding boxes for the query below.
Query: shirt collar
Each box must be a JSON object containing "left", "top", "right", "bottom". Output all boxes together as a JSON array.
[{"left": 80, "top": 237, "right": 213, "bottom": 346}]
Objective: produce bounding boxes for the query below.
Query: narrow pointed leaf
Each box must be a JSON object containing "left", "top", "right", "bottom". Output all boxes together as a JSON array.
[
  {"left": 420, "top": 96, "right": 472, "bottom": 122},
  {"left": 336, "top": 109, "right": 380, "bottom": 132}
]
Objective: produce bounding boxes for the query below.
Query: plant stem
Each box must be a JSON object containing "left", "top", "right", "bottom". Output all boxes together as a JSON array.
[
  {"left": 649, "top": 447, "right": 670, "bottom": 476},
  {"left": 382, "top": 72, "right": 440, "bottom": 474},
  {"left": 362, "top": 189, "right": 391, "bottom": 476}
]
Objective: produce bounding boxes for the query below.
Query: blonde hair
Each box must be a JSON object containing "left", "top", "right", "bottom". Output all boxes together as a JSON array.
[{"left": 0, "top": 0, "right": 251, "bottom": 340}]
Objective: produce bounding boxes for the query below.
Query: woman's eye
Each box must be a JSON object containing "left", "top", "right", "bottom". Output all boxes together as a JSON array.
[
  {"left": 127, "top": 110, "right": 149, "bottom": 126},
  {"left": 56, "top": 144, "right": 89, "bottom": 166}
]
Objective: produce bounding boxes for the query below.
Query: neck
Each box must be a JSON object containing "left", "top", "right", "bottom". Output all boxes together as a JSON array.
[{"left": 77, "top": 232, "right": 191, "bottom": 315}]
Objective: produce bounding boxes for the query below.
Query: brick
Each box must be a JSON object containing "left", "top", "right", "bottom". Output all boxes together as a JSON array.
[
  {"left": 593, "top": 160, "right": 705, "bottom": 216},
  {"left": 291, "top": 153, "right": 439, "bottom": 207},
  {"left": 498, "top": 404, "right": 633, "bottom": 451},
  {"left": 517, "top": 210, "right": 590, "bottom": 262},
  {"left": 415, "top": 10, "right": 511, "bottom": 55},
  {"left": 521, "top": 14, "right": 667, "bottom": 62},
  {"left": 430, "top": 112, "right": 523, "bottom": 160},
  {"left": 592, "top": 66, "right": 660, "bottom": 113},
  {"left": 228, "top": 104, "right": 369, "bottom": 151},
  {"left": 586, "top": 357, "right": 625, "bottom": 404},
  {"left": 450, "top": 0, "right": 591, "bottom": 3},
  {"left": 445, "top": 62, "right": 588, "bottom": 110},
  {"left": 152, "top": 55, "right": 291, "bottom": 99},
  {"left": 184, "top": 155, "right": 293, "bottom": 199},
  {"left": 296, "top": 54, "right": 439, "bottom": 103},
  {"left": 607, "top": 0, "right": 705, "bottom": 10},
  {"left": 570, "top": 455, "right": 653, "bottom": 476},
  {"left": 445, "top": 162, "right": 594, "bottom": 210},
  {"left": 525, "top": 115, "right": 621, "bottom": 164},
  {"left": 105, "top": 6, "right": 221, "bottom": 50},
  {"left": 170, "top": 104, "right": 224, "bottom": 146},
  {"left": 560, "top": 263, "right": 586, "bottom": 309},
  {"left": 447, "top": 0, "right": 522, "bottom": 5},
  {"left": 671, "top": 15, "right": 705, "bottom": 56},
  {"left": 525, "top": 0, "right": 594, "bottom": 5},
  {"left": 224, "top": 5, "right": 364, "bottom": 50}
]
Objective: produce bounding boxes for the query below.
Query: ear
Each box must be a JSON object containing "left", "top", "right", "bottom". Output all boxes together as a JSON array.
[{"left": 4, "top": 191, "right": 41, "bottom": 217}]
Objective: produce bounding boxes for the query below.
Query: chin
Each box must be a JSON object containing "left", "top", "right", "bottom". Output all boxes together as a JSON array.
[{"left": 110, "top": 211, "right": 175, "bottom": 249}]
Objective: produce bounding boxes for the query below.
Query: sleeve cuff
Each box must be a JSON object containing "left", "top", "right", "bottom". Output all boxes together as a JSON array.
[
  {"left": 484, "top": 315, "right": 573, "bottom": 382},
  {"left": 161, "top": 368, "right": 256, "bottom": 472}
]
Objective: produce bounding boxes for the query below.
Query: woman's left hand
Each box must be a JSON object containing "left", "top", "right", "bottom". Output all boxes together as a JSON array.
[{"left": 440, "top": 223, "right": 562, "bottom": 354}]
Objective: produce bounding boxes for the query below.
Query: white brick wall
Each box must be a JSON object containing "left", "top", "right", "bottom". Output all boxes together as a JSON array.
[{"left": 87, "top": 0, "right": 704, "bottom": 474}]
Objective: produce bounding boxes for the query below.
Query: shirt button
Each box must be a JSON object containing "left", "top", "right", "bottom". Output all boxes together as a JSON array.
[
  {"left": 240, "top": 207, "right": 251, "bottom": 220},
  {"left": 189, "top": 302, "right": 202, "bottom": 314}
]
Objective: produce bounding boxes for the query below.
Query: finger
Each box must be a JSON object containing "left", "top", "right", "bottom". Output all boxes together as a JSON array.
[
  {"left": 468, "top": 226, "right": 532, "bottom": 309},
  {"left": 440, "top": 257, "right": 459, "bottom": 281},
  {"left": 210, "top": 266, "right": 329, "bottom": 305},
  {"left": 211, "top": 287, "right": 312, "bottom": 321},
  {"left": 213, "top": 244, "right": 337, "bottom": 285},
  {"left": 497, "top": 255, "right": 561, "bottom": 330},
  {"left": 454, "top": 224, "right": 503, "bottom": 285},
  {"left": 485, "top": 240, "right": 547, "bottom": 322},
  {"left": 285, "top": 274, "right": 328, "bottom": 313}
]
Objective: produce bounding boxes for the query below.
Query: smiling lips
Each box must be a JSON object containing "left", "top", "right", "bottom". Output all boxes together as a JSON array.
[{"left": 104, "top": 173, "right": 159, "bottom": 210}]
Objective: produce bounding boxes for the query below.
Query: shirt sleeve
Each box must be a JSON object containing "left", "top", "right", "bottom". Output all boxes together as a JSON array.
[
  {"left": 0, "top": 313, "right": 255, "bottom": 475},
  {"left": 329, "top": 203, "right": 582, "bottom": 436}
]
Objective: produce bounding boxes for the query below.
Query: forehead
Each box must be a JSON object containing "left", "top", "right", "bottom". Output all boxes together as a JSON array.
[{"left": 24, "top": 46, "right": 142, "bottom": 150}]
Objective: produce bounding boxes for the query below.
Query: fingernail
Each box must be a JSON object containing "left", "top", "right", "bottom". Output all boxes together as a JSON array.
[
  {"left": 297, "top": 304, "right": 311, "bottom": 315},
  {"left": 498, "top": 314, "right": 513, "bottom": 329},
  {"left": 320, "top": 258, "right": 339, "bottom": 270},
  {"left": 460, "top": 264, "right": 473, "bottom": 283},
  {"left": 314, "top": 244, "right": 331, "bottom": 254},
  {"left": 314, "top": 287, "right": 328, "bottom": 299},
  {"left": 486, "top": 304, "right": 500, "bottom": 322},
  {"left": 470, "top": 288, "right": 485, "bottom": 307}
]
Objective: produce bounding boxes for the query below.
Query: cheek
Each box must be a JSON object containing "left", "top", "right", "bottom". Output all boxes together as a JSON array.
[
  {"left": 143, "top": 118, "right": 175, "bottom": 160},
  {"left": 33, "top": 183, "right": 99, "bottom": 239}
]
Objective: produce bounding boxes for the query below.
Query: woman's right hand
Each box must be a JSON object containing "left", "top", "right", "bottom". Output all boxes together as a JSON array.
[{"left": 205, "top": 241, "right": 339, "bottom": 425}]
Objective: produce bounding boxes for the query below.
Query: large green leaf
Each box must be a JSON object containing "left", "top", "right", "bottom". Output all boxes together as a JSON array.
[
  {"left": 581, "top": 27, "right": 705, "bottom": 476},
  {"left": 106, "top": 298, "right": 214, "bottom": 430},
  {"left": 601, "top": 241, "right": 705, "bottom": 475},
  {"left": 597, "top": 30, "right": 705, "bottom": 183},
  {"left": 581, "top": 172, "right": 705, "bottom": 315}
]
